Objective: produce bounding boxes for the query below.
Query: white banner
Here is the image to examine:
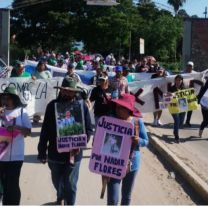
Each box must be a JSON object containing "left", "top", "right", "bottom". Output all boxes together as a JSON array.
[
  {"left": 129, "top": 72, "right": 205, "bottom": 113},
  {"left": 0, "top": 77, "right": 63, "bottom": 116},
  {"left": 0, "top": 71, "right": 206, "bottom": 116}
]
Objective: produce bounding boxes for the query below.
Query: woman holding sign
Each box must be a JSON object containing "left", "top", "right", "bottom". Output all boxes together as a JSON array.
[
  {"left": 168, "top": 75, "right": 186, "bottom": 143},
  {"left": 0, "top": 86, "right": 32, "bottom": 205},
  {"left": 106, "top": 93, "right": 149, "bottom": 205}
]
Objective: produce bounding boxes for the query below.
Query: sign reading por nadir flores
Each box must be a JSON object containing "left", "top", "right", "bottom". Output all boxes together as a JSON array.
[{"left": 89, "top": 116, "right": 133, "bottom": 180}]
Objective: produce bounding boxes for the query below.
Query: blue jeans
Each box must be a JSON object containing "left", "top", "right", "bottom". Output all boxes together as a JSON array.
[
  {"left": 171, "top": 112, "right": 185, "bottom": 139},
  {"left": 107, "top": 170, "right": 138, "bottom": 205},
  {"left": 48, "top": 160, "right": 81, "bottom": 205}
]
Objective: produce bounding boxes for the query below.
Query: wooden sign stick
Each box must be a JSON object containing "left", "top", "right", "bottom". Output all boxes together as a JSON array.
[{"left": 100, "top": 176, "right": 108, "bottom": 199}]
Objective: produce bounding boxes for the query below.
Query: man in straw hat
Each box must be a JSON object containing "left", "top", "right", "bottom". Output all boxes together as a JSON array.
[{"left": 37, "top": 77, "right": 93, "bottom": 205}]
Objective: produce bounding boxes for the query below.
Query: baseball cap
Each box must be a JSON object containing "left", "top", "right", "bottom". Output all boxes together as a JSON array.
[
  {"left": 187, "top": 61, "right": 194, "bottom": 67},
  {"left": 98, "top": 75, "right": 108, "bottom": 81},
  {"left": 115, "top": 66, "right": 123, "bottom": 72}
]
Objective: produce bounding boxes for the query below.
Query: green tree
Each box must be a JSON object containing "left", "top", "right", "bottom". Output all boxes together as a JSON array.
[
  {"left": 10, "top": 0, "right": 184, "bottom": 62},
  {"left": 11, "top": 0, "right": 79, "bottom": 51},
  {"left": 177, "top": 9, "right": 189, "bottom": 18},
  {"left": 167, "top": 0, "right": 186, "bottom": 15}
]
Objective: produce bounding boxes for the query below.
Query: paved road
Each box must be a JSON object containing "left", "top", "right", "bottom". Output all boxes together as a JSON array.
[
  {"left": 20, "top": 119, "right": 196, "bottom": 205},
  {"left": 144, "top": 108, "right": 208, "bottom": 185}
]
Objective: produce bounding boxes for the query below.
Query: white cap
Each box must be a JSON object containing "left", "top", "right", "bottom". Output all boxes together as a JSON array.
[
  {"left": 98, "top": 75, "right": 108, "bottom": 81},
  {"left": 187, "top": 61, "right": 194, "bottom": 67}
]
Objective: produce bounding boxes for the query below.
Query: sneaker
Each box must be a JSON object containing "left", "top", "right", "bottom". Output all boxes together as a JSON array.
[
  {"left": 185, "top": 122, "right": 192, "bottom": 127},
  {"left": 174, "top": 139, "right": 180, "bottom": 144},
  {"left": 57, "top": 198, "right": 64, "bottom": 206},
  {"left": 157, "top": 119, "right": 163, "bottom": 126},
  {"left": 152, "top": 119, "right": 158, "bottom": 126},
  {"left": 199, "top": 130, "right": 203, "bottom": 138}
]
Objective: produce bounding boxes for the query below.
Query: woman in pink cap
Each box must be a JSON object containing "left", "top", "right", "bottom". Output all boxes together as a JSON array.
[{"left": 106, "top": 93, "right": 149, "bottom": 205}]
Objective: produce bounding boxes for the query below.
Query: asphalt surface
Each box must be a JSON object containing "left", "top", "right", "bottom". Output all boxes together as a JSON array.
[
  {"left": 20, "top": 122, "right": 196, "bottom": 205},
  {"left": 144, "top": 108, "right": 208, "bottom": 203}
]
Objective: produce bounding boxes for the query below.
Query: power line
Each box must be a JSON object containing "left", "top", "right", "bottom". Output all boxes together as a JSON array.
[{"left": 10, "top": 0, "right": 52, "bottom": 10}]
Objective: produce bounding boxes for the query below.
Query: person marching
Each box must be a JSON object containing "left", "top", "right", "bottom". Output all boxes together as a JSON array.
[
  {"left": 65, "top": 63, "right": 81, "bottom": 83},
  {"left": 183, "top": 61, "right": 197, "bottom": 127},
  {"left": 106, "top": 93, "right": 149, "bottom": 205},
  {"left": 151, "top": 68, "right": 167, "bottom": 126},
  {"left": 197, "top": 76, "right": 208, "bottom": 138},
  {"left": 0, "top": 86, "right": 32, "bottom": 205},
  {"left": 32, "top": 60, "right": 52, "bottom": 123},
  {"left": 109, "top": 66, "right": 129, "bottom": 99},
  {"left": 37, "top": 77, "right": 93, "bottom": 205},
  {"left": 10, "top": 60, "right": 31, "bottom": 78},
  {"left": 90, "top": 73, "right": 110, "bottom": 125},
  {"left": 168, "top": 75, "right": 186, "bottom": 143}
]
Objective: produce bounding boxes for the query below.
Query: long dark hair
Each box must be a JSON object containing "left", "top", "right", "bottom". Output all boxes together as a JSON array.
[
  {"left": 174, "top": 74, "right": 185, "bottom": 89},
  {"left": 1, "top": 94, "right": 23, "bottom": 108}
]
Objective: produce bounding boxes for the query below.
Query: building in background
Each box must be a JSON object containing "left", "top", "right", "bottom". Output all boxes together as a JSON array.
[{"left": 183, "top": 18, "right": 208, "bottom": 71}]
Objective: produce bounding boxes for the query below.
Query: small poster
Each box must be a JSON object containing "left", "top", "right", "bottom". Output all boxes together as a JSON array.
[
  {"left": 0, "top": 127, "right": 20, "bottom": 159},
  {"left": 178, "top": 97, "right": 188, "bottom": 111},
  {"left": 159, "top": 93, "right": 173, "bottom": 110},
  {"left": 89, "top": 116, "right": 133, "bottom": 180},
  {"left": 55, "top": 101, "right": 87, "bottom": 153},
  {"left": 168, "top": 88, "right": 199, "bottom": 114}
]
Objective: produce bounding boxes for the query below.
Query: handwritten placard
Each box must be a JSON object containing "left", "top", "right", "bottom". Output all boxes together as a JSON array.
[
  {"left": 89, "top": 116, "right": 133, "bottom": 179},
  {"left": 55, "top": 101, "right": 87, "bottom": 152}
]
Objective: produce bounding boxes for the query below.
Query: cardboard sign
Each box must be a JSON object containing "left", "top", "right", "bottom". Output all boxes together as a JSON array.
[
  {"left": 89, "top": 116, "right": 133, "bottom": 180},
  {"left": 55, "top": 101, "right": 87, "bottom": 152},
  {"left": 159, "top": 93, "right": 174, "bottom": 110},
  {"left": 168, "top": 88, "right": 199, "bottom": 114},
  {"left": 0, "top": 127, "right": 20, "bottom": 159}
]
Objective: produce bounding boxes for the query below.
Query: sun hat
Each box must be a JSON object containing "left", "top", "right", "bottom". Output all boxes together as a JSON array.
[
  {"left": 187, "top": 61, "right": 194, "bottom": 67},
  {"left": 0, "top": 86, "right": 24, "bottom": 107},
  {"left": 111, "top": 93, "right": 142, "bottom": 117},
  {"left": 54, "top": 77, "right": 82, "bottom": 92}
]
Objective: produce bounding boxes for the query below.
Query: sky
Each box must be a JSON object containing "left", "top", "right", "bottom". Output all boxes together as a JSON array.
[{"left": 0, "top": 0, "right": 208, "bottom": 18}]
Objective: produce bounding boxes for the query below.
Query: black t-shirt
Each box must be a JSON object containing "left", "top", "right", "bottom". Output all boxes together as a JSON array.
[
  {"left": 151, "top": 73, "right": 159, "bottom": 79},
  {"left": 90, "top": 86, "right": 110, "bottom": 117}
]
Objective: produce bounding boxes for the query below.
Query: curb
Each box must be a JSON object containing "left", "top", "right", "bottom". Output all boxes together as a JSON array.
[{"left": 147, "top": 127, "right": 208, "bottom": 204}]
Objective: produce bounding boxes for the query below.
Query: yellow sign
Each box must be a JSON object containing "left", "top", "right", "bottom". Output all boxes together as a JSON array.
[{"left": 168, "top": 88, "right": 199, "bottom": 114}]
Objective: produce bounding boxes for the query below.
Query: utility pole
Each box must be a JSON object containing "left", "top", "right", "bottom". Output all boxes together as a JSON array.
[
  {"left": 0, "top": 9, "right": 10, "bottom": 66},
  {"left": 128, "top": 30, "right": 131, "bottom": 61},
  {"left": 204, "top": 7, "right": 207, "bottom": 18}
]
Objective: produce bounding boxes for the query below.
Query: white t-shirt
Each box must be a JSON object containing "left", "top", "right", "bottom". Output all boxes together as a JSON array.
[{"left": 1, "top": 107, "right": 32, "bottom": 161}]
